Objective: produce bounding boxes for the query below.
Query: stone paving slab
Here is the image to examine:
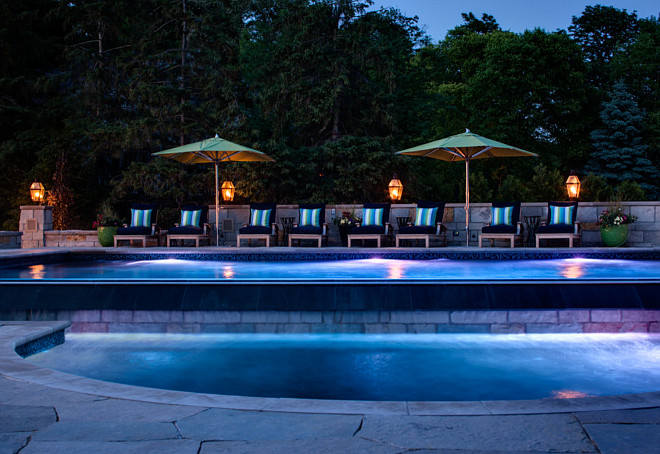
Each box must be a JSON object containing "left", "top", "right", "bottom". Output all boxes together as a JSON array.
[
  {"left": 31, "top": 421, "right": 181, "bottom": 442},
  {"left": 200, "top": 437, "right": 399, "bottom": 453},
  {"left": 21, "top": 440, "right": 201, "bottom": 454},
  {"left": 357, "top": 414, "right": 597, "bottom": 452},
  {"left": 576, "top": 407, "right": 660, "bottom": 424},
  {"left": 177, "top": 408, "right": 363, "bottom": 441},
  {"left": 0, "top": 403, "right": 56, "bottom": 432},
  {"left": 0, "top": 432, "right": 31, "bottom": 454},
  {"left": 53, "top": 397, "right": 204, "bottom": 423},
  {"left": 584, "top": 423, "right": 660, "bottom": 454}
]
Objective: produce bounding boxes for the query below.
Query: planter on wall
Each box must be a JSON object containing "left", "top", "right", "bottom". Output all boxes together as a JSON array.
[
  {"left": 97, "top": 226, "right": 117, "bottom": 247},
  {"left": 600, "top": 224, "right": 629, "bottom": 247}
]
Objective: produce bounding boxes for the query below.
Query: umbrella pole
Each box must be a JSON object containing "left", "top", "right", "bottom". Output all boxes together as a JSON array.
[
  {"left": 215, "top": 162, "right": 220, "bottom": 247},
  {"left": 465, "top": 159, "right": 470, "bottom": 247}
]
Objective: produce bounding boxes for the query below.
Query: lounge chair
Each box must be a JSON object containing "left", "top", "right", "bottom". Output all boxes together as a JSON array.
[
  {"left": 166, "top": 205, "right": 212, "bottom": 247},
  {"left": 347, "top": 203, "right": 391, "bottom": 247},
  {"left": 288, "top": 203, "right": 328, "bottom": 248},
  {"left": 114, "top": 203, "right": 160, "bottom": 247},
  {"left": 478, "top": 201, "right": 523, "bottom": 248},
  {"left": 395, "top": 201, "right": 447, "bottom": 248},
  {"left": 535, "top": 201, "right": 580, "bottom": 247},
  {"left": 236, "top": 203, "right": 278, "bottom": 247}
]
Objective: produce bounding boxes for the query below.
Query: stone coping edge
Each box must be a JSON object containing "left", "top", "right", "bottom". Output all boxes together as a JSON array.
[{"left": 1, "top": 321, "right": 659, "bottom": 416}]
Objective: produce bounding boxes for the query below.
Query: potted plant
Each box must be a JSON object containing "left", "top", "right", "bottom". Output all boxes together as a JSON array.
[
  {"left": 597, "top": 202, "right": 637, "bottom": 247},
  {"left": 333, "top": 210, "right": 362, "bottom": 247},
  {"left": 93, "top": 202, "right": 122, "bottom": 247}
]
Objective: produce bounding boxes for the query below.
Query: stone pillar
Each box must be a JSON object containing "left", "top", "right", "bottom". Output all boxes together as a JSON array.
[{"left": 19, "top": 205, "right": 53, "bottom": 248}]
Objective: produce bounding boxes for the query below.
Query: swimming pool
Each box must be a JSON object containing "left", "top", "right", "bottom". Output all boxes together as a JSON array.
[{"left": 27, "top": 333, "right": 660, "bottom": 401}]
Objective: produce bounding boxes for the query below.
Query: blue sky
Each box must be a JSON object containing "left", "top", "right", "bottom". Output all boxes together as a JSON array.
[{"left": 368, "top": 1, "right": 659, "bottom": 41}]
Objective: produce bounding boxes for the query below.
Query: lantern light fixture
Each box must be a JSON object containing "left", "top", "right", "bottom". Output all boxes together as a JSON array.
[
  {"left": 221, "top": 180, "right": 235, "bottom": 202},
  {"left": 29, "top": 181, "right": 46, "bottom": 205},
  {"left": 565, "top": 170, "right": 581, "bottom": 200},
  {"left": 388, "top": 174, "right": 403, "bottom": 201}
]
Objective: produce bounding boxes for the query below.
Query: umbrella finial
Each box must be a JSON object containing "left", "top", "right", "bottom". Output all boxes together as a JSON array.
[{"left": 465, "top": 128, "right": 471, "bottom": 134}]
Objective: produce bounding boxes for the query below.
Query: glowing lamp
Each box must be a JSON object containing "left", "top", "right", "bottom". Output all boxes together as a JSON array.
[
  {"left": 565, "top": 170, "right": 580, "bottom": 200},
  {"left": 388, "top": 174, "right": 403, "bottom": 201},
  {"left": 30, "top": 181, "right": 45, "bottom": 204},
  {"left": 221, "top": 180, "right": 235, "bottom": 202}
]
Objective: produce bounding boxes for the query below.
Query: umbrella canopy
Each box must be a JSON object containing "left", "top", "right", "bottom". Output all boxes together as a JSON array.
[
  {"left": 396, "top": 129, "right": 537, "bottom": 246},
  {"left": 152, "top": 135, "right": 275, "bottom": 246}
]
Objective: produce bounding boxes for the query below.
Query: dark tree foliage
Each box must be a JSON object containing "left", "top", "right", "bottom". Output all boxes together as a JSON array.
[{"left": 586, "top": 81, "right": 658, "bottom": 197}]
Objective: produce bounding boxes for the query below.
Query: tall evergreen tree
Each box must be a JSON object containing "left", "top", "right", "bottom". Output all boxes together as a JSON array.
[{"left": 586, "top": 81, "right": 658, "bottom": 197}]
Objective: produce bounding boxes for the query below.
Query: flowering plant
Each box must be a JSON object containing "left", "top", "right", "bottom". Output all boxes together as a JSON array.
[
  {"left": 333, "top": 211, "right": 362, "bottom": 227},
  {"left": 92, "top": 202, "right": 122, "bottom": 228},
  {"left": 597, "top": 206, "right": 637, "bottom": 228}
]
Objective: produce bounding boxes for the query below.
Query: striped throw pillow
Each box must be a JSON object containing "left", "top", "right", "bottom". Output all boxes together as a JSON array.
[
  {"left": 299, "top": 208, "right": 321, "bottom": 227},
  {"left": 415, "top": 207, "right": 437, "bottom": 226},
  {"left": 549, "top": 205, "right": 574, "bottom": 225},
  {"left": 491, "top": 206, "right": 513, "bottom": 226},
  {"left": 250, "top": 209, "right": 272, "bottom": 227},
  {"left": 130, "top": 208, "right": 152, "bottom": 228},
  {"left": 180, "top": 210, "right": 202, "bottom": 227},
  {"left": 362, "top": 208, "right": 384, "bottom": 226}
]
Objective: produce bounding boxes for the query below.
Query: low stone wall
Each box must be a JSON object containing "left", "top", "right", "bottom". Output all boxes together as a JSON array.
[
  {"left": 44, "top": 230, "right": 100, "bottom": 248},
  {"left": 0, "top": 232, "right": 21, "bottom": 249},
  {"left": 8, "top": 309, "right": 659, "bottom": 334}
]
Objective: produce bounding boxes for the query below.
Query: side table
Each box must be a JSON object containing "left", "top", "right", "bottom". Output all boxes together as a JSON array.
[{"left": 523, "top": 215, "right": 541, "bottom": 247}]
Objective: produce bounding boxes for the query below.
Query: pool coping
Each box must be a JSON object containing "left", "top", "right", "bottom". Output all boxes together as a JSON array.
[{"left": 2, "top": 321, "right": 660, "bottom": 416}]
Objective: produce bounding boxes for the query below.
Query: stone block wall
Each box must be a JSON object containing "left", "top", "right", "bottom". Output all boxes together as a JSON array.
[
  {"left": 44, "top": 230, "right": 101, "bottom": 248},
  {"left": 18, "top": 206, "right": 52, "bottom": 248},
  {"left": 0, "top": 232, "right": 21, "bottom": 249}
]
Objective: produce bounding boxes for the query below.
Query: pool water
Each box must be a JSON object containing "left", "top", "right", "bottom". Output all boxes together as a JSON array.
[
  {"left": 5, "top": 258, "right": 660, "bottom": 280},
  {"left": 27, "top": 333, "right": 660, "bottom": 401}
]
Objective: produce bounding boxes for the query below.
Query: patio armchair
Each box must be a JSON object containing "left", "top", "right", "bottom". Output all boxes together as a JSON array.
[
  {"left": 288, "top": 203, "right": 328, "bottom": 248},
  {"left": 535, "top": 201, "right": 580, "bottom": 248},
  {"left": 395, "top": 201, "right": 447, "bottom": 248},
  {"left": 478, "top": 201, "right": 523, "bottom": 248},
  {"left": 347, "top": 203, "right": 391, "bottom": 247},
  {"left": 166, "top": 205, "right": 212, "bottom": 247},
  {"left": 114, "top": 203, "right": 160, "bottom": 247},
  {"left": 236, "top": 203, "right": 278, "bottom": 247}
]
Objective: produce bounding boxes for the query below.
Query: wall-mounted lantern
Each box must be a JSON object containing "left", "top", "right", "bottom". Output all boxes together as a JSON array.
[
  {"left": 221, "top": 180, "right": 235, "bottom": 202},
  {"left": 388, "top": 174, "right": 403, "bottom": 201},
  {"left": 565, "top": 170, "right": 581, "bottom": 200}
]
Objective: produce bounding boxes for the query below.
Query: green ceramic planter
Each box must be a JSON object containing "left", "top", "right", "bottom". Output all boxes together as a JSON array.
[
  {"left": 97, "top": 226, "right": 117, "bottom": 247},
  {"left": 600, "top": 224, "right": 629, "bottom": 247}
]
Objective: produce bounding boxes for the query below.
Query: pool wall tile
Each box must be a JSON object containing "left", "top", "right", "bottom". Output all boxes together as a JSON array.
[
  {"left": 165, "top": 323, "right": 201, "bottom": 334},
  {"left": 108, "top": 323, "right": 165, "bottom": 333},
  {"left": 490, "top": 323, "right": 525, "bottom": 334},
  {"left": 70, "top": 322, "right": 108, "bottom": 333},
  {"left": 101, "top": 310, "right": 133, "bottom": 323},
  {"left": 650, "top": 322, "right": 659, "bottom": 332},
  {"left": 620, "top": 310, "right": 660, "bottom": 322},
  {"left": 525, "top": 323, "right": 583, "bottom": 333},
  {"left": 336, "top": 311, "right": 380, "bottom": 324},
  {"left": 407, "top": 323, "right": 437, "bottom": 334},
  {"left": 450, "top": 311, "right": 508, "bottom": 324},
  {"left": 591, "top": 310, "right": 622, "bottom": 322},
  {"left": 436, "top": 324, "right": 490, "bottom": 333},
  {"left": 582, "top": 323, "right": 648, "bottom": 333},
  {"left": 558, "top": 310, "right": 590, "bottom": 323},
  {"left": 70, "top": 310, "right": 101, "bottom": 322},
  {"left": 389, "top": 311, "right": 450, "bottom": 324},
  {"left": 508, "top": 310, "right": 558, "bottom": 324}
]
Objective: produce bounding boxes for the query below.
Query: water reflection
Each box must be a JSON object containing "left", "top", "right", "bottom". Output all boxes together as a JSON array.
[
  {"left": 28, "top": 264, "right": 45, "bottom": 279},
  {"left": 223, "top": 265, "right": 235, "bottom": 279},
  {"left": 560, "top": 262, "right": 585, "bottom": 279},
  {"left": 387, "top": 262, "right": 404, "bottom": 279}
]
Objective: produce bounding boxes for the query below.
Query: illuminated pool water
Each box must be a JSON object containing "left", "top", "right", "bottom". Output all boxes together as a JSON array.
[
  {"left": 4, "top": 258, "right": 660, "bottom": 281},
  {"left": 27, "top": 333, "right": 660, "bottom": 401}
]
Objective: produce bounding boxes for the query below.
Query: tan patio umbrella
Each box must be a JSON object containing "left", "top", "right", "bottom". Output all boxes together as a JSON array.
[
  {"left": 152, "top": 135, "right": 275, "bottom": 246},
  {"left": 396, "top": 129, "right": 537, "bottom": 246}
]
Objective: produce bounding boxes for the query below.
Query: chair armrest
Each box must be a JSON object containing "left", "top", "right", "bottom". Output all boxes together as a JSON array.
[
  {"left": 293, "top": 222, "right": 299, "bottom": 228},
  {"left": 574, "top": 222, "right": 580, "bottom": 234},
  {"left": 151, "top": 224, "right": 158, "bottom": 235},
  {"left": 203, "top": 223, "right": 212, "bottom": 234},
  {"left": 271, "top": 223, "right": 278, "bottom": 235},
  {"left": 174, "top": 223, "right": 180, "bottom": 228},
  {"left": 322, "top": 222, "right": 328, "bottom": 235},
  {"left": 122, "top": 223, "right": 128, "bottom": 228},
  {"left": 385, "top": 222, "right": 391, "bottom": 234},
  {"left": 516, "top": 222, "right": 522, "bottom": 235},
  {"left": 242, "top": 223, "right": 248, "bottom": 228},
  {"left": 435, "top": 222, "right": 446, "bottom": 235}
]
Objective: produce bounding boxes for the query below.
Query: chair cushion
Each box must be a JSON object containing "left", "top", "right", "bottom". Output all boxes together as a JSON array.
[
  {"left": 180, "top": 210, "right": 202, "bottom": 228},
  {"left": 363, "top": 208, "right": 384, "bottom": 226},
  {"left": 537, "top": 224, "right": 575, "bottom": 234},
  {"left": 168, "top": 226, "right": 203, "bottom": 235},
  {"left": 130, "top": 208, "right": 152, "bottom": 227},
  {"left": 299, "top": 208, "right": 321, "bottom": 227},
  {"left": 482, "top": 224, "right": 517, "bottom": 234},
  {"left": 250, "top": 209, "right": 272, "bottom": 227},
  {"left": 491, "top": 206, "right": 513, "bottom": 226},
  {"left": 239, "top": 225, "right": 272, "bottom": 234},
  {"left": 415, "top": 207, "right": 438, "bottom": 227},
  {"left": 291, "top": 225, "right": 323, "bottom": 235},
  {"left": 116, "top": 226, "right": 151, "bottom": 235},
  {"left": 351, "top": 225, "right": 385, "bottom": 235},
  {"left": 549, "top": 205, "right": 574, "bottom": 225},
  {"left": 399, "top": 225, "right": 436, "bottom": 235}
]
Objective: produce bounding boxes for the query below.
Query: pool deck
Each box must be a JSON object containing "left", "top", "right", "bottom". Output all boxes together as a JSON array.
[{"left": 2, "top": 248, "right": 660, "bottom": 452}]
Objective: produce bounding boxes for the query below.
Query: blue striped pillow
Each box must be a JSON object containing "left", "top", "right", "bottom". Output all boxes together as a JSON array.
[
  {"left": 250, "top": 208, "right": 272, "bottom": 227},
  {"left": 550, "top": 205, "right": 574, "bottom": 225},
  {"left": 299, "top": 208, "right": 320, "bottom": 227},
  {"left": 362, "top": 208, "right": 384, "bottom": 226},
  {"left": 180, "top": 210, "right": 202, "bottom": 227},
  {"left": 130, "top": 208, "right": 152, "bottom": 228},
  {"left": 415, "top": 207, "right": 437, "bottom": 226},
  {"left": 491, "top": 206, "right": 513, "bottom": 226}
]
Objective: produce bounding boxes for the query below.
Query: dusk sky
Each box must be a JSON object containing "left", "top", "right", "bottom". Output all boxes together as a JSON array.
[{"left": 369, "top": 1, "right": 659, "bottom": 41}]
